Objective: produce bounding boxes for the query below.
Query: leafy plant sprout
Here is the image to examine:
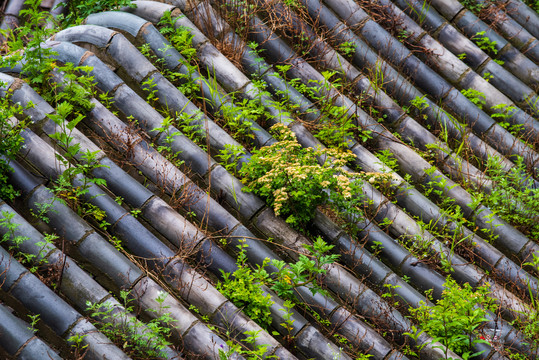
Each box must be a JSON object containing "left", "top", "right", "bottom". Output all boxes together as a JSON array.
[
  {"left": 217, "top": 240, "right": 274, "bottom": 330},
  {"left": 482, "top": 155, "right": 539, "bottom": 239},
  {"left": 408, "top": 277, "right": 497, "bottom": 359},
  {"left": 472, "top": 31, "right": 504, "bottom": 65},
  {"left": 217, "top": 237, "right": 340, "bottom": 328},
  {"left": 0, "top": 94, "right": 25, "bottom": 201},
  {"left": 460, "top": 88, "right": 487, "bottom": 110},
  {"left": 86, "top": 290, "right": 175, "bottom": 359},
  {"left": 337, "top": 41, "right": 356, "bottom": 58}
]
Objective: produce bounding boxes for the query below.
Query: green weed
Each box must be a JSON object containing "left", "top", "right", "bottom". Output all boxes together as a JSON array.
[
  {"left": 461, "top": 88, "right": 487, "bottom": 110},
  {"left": 0, "top": 95, "right": 25, "bottom": 201},
  {"left": 337, "top": 41, "right": 356, "bottom": 58},
  {"left": 472, "top": 31, "right": 504, "bottom": 65},
  {"left": 405, "top": 0, "right": 430, "bottom": 25},
  {"left": 217, "top": 240, "right": 274, "bottom": 329},
  {"left": 482, "top": 155, "right": 539, "bottom": 239},
  {"left": 270, "top": 236, "right": 339, "bottom": 299},
  {"left": 218, "top": 329, "right": 277, "bottom": 360},
  {"left": 460, "top": 0, "right": 486, "bottom": 14},
  {"left": 59, "top": 0, "right": 135, "bottom": 26},
  {"left": 86, "top": 290, "right": 174, "bottom": 359},
  {"left": 408, "top": 277, "right": 496, "bottom": 359}
]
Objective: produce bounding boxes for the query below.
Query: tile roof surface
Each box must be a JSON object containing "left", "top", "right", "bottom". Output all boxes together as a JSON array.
[{"left": 0, "top": 0, "right": 538, "bottom": 359}]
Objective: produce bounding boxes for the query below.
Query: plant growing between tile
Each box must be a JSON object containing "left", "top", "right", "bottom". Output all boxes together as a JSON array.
[
  {"left": 58, "top": 0, "right": 135, "bottom": 26},
  {"left": 310, "top": 70, "right": 372, "bottom": 149},
  {"left": 512, "top": 254, "right": 539, "bottom": 357},
  {"left": 0, "top": 212, "right": 29, "bottom": 250},
  {"left": 460, "top": 0, "right": 486, "bottom": 14},
  {"left": 472, "top": 31, "right": 504, "bottom": 65},
  {"left": 0, "top": 0, "right": 57, "bottom": 200},
  {"left": 1, "top": 209, "right": 61, "bottom": 276},
  {"left": 42, "top": 68, "right": 112, "bottom": 228},
  {"left": 219, "top": 144, "right": 246, "bottom": 176},
  {"left": 0, "top": 212, "right": 39, "bottom": 273},
  {"left": 461, "top": 88, "right": 487, "bottom": 110},
  {"left": 0, "top": 95, "right": 25, "bottom": 201},
  {"left": 239, "top": 124, "right": 365, "bottom": 228},
  {"left": 270, "top": 236, "right": 340, "bottom": 299},
  {"left": 405, "top": 0, "right": 430, "bottom": 25},
  {"left": 218, "top": 329, "right": 277, "bottom": 360},
  {"left": 521, "top": 0, "right": 539, "bottom": 11},
  {"left": 217, "top": 240, "right": 274, "bottom": 329},
  {"left": 86, "top": 290, "right": 175, "bottom": 359},
  {"left": 367, "top": 59, "right": 386, "bottom": 95},
  {"left": 67, "top": 333, "right": 89, "bottom": 359},
  {"left": 155, "top": 15, "right": 267, "bottom": 153},
  {"left": 0, "top": 0, "right": 114, "bottom": 229},
  {"left": 408, "top": 277, "right": 496, "bottom": 359},
  {"left": 218, "top": 238, "right": 339, "bottom": 329},
  {"left": 337, "top": 41, "right": 356, "bottom": 58},
  {"left": 274, "top": 65, "right": 371, "bottom": 150},
  {"left": 490, "top": 103, "right": 523, "bottom": 137},
  {"left": 151, "top": 116, "right": 185, "bottom": 168},
  {"left": 27, "top": 313, "right": 41, "bottom": 334},
  {"left": 481, "top": 155, "right": 539, "bottom": 239},
  {"left": 217, "top": 89, "right": 265, "bottom": 145},
  {"left": 175, "top": 111, "right": 208, "bottom": 151},
  {"left": 0, "top": 0, "right": 56, "bottom": 87},
  {"left": 278, "top": 300, "right": 296, "bottom": 344}
]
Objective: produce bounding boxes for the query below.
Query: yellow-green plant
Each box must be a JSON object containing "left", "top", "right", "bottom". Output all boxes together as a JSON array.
[
  {"left": 239, "top": 124, "right": 364, "bottom": 228},
  {"left": 405, "top": 0, "right": 430, "bottom": 25},
  {"left": 0, "top": 211, "right": 52, "bottom": 274},
  {"left": 461, "top": 88, "right": 487, "bottom": 110},
  {"left": 490, "top": 103, "right": 522, "bottom": 137},
  {"left": 337, "top": 41, "right": 356, "bottom": 58},
  {"left": 460, "top": 0, "right": 486, "bottom": 14},
  {"left": 472, "top": 31, "right": 504, "bottom": 65},
  {"left": 158, "top": 11, "right": 200, "bottom": 97}
]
